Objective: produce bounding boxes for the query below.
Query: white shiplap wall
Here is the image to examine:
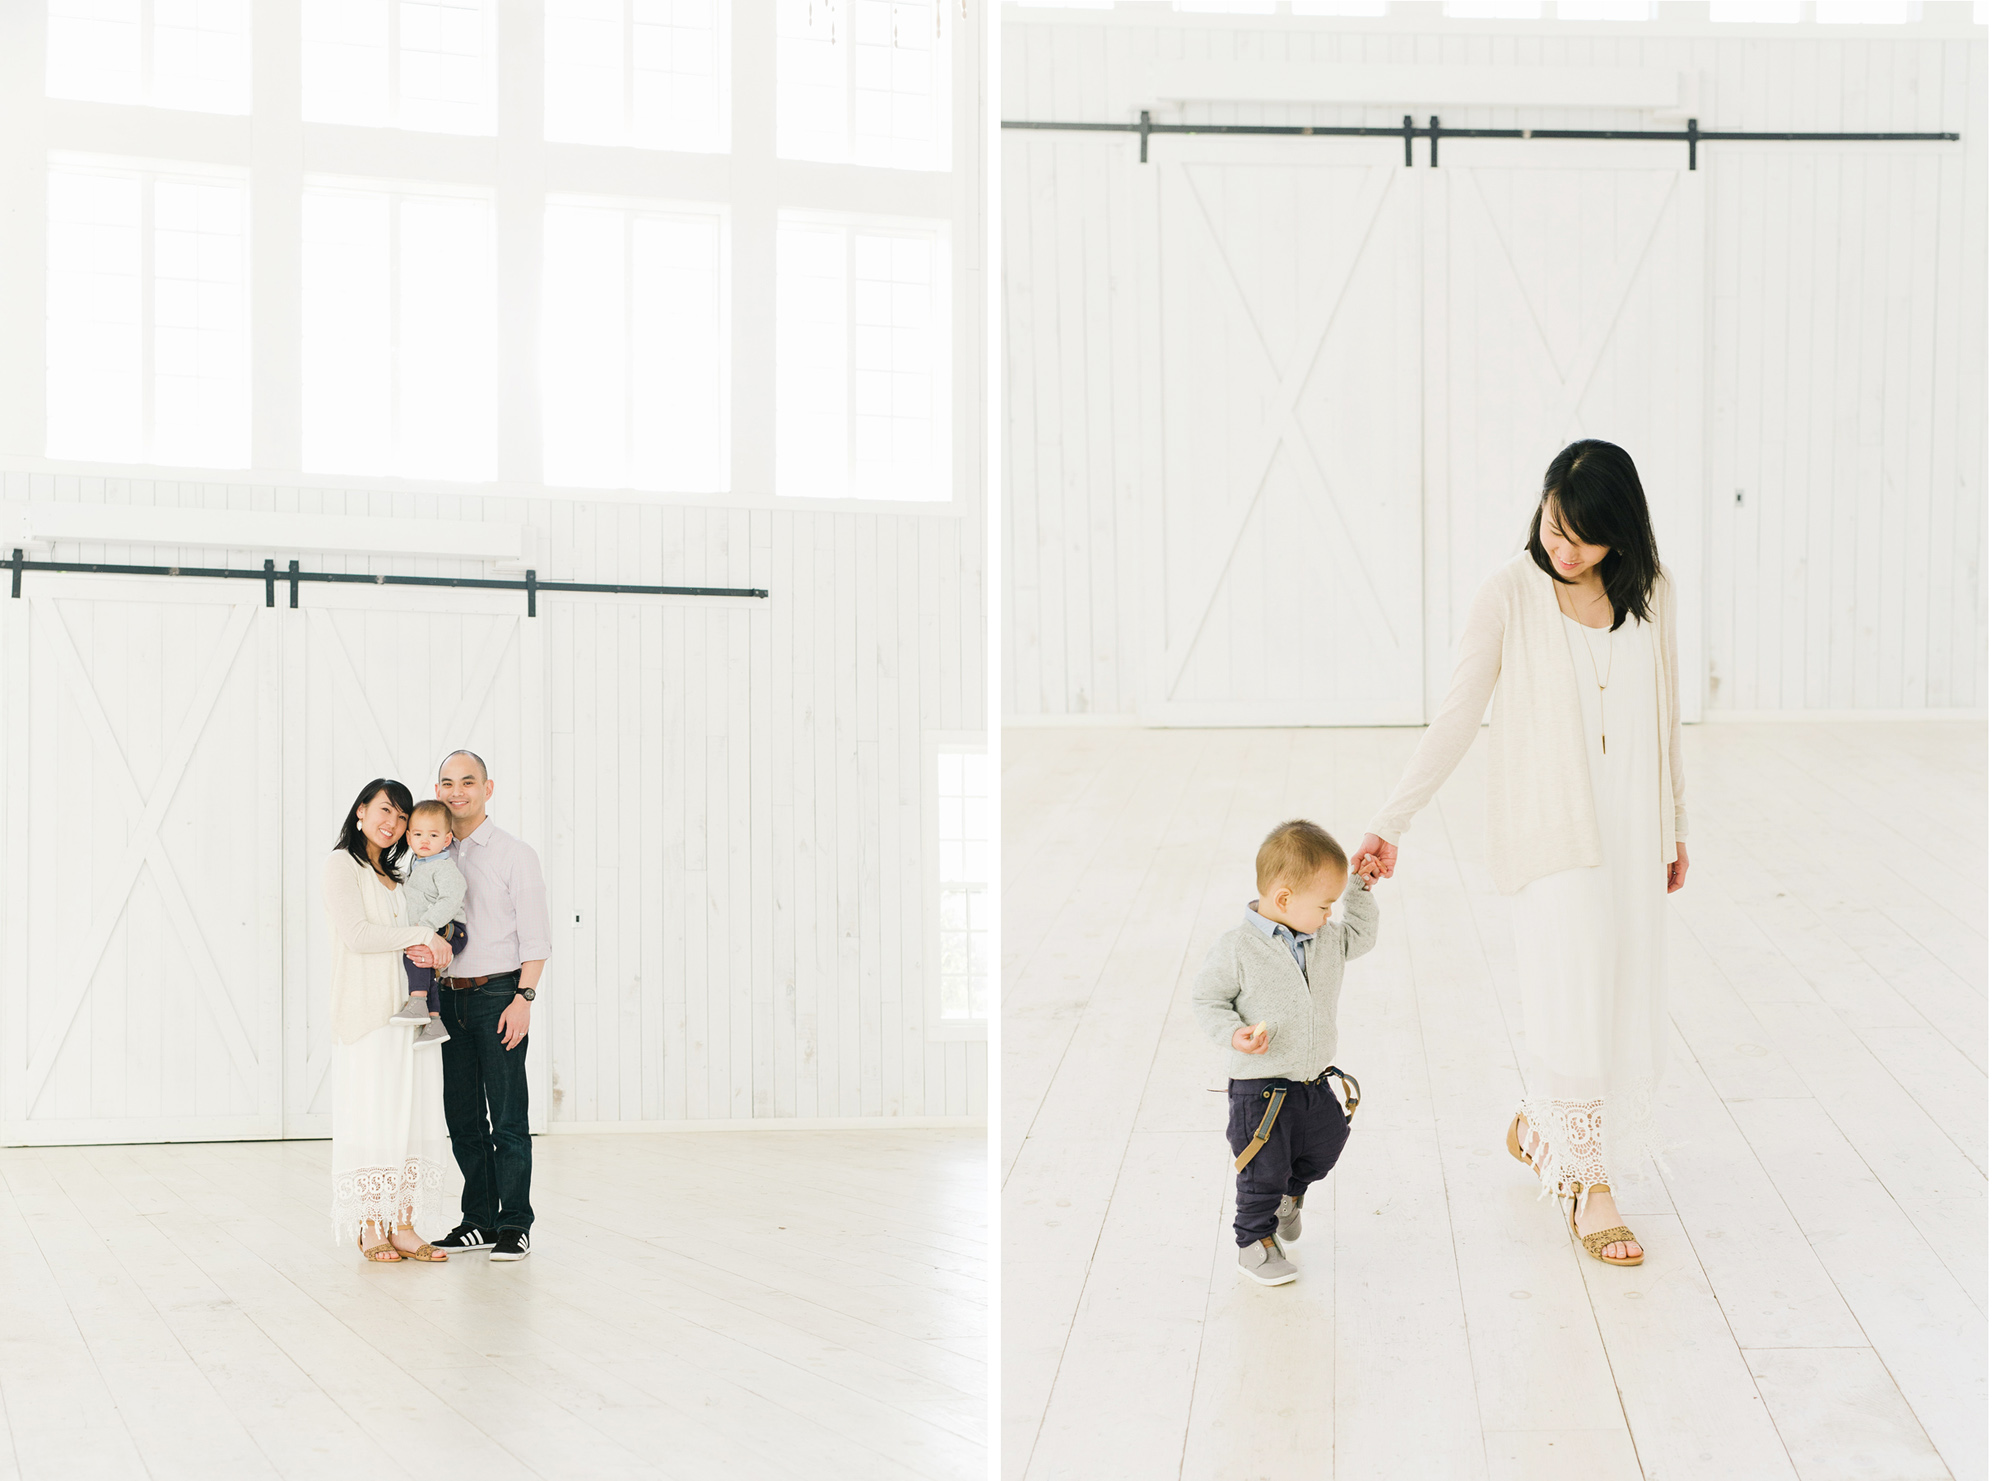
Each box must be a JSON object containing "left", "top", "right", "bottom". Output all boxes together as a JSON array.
[
  {"left": 1001, "top": 13, "right": 1987, "bottom": 719},
  {"left": 0, "top": 474, "right": 987, "bottom": 1128}
]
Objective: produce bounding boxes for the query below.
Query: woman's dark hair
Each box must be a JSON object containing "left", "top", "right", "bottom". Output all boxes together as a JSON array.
[
  {"left": 1525, "top": 439, "right": 1662, "bottom": 630},
  {"left": 336, "top": 778, "right": 415, "bottom": 880}
]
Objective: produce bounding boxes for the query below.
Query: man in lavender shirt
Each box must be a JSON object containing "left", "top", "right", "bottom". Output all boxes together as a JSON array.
[{"left": 416, "top": 749, "right": 550, "bottom": 1262}]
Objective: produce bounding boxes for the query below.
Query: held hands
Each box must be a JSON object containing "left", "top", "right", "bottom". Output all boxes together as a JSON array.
[
  {"left": 1667, "top": 843, "right": 1690, "bottom": 894},
  {"left": 1352, "top": 833, "right": 1398, "bottom": 884},
  {"left": 404, "top": 934, "right": 454, "bottom": 972},
  {"left": 1232, "top": 1021, "right": 1270, "bottom": 1055}
]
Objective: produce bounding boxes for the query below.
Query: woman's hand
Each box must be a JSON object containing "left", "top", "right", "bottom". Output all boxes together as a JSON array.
[
  {"left": 1354, "top": 833, "right": 1398, "bottom": 881},
  {"left": 1667, "top": 843, "right": 1689, "bottom": 894},
  {"left": 404, "top": 943, "right": 435, "bottom": 968}
]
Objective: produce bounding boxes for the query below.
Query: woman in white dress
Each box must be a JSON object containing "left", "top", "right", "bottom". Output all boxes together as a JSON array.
[
  {"left": 324, "top": 779, "right": 462, "bottom": 1262},
  {"left": 1355, "top": 440, "right": 1689, "bottom": 1267}
]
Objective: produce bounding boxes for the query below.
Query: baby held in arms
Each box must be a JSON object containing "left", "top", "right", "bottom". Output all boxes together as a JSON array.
[{"left": 390, "top": 800, "right": 468, "bottom": 1046}]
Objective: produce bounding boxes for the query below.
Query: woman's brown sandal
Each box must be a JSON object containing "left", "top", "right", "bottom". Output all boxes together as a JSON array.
[
  {"left": 358, "top": 1232, "right": 403, "bottom": 1263},
  {"left": 1567, "top": 1183, "right": 1644, "bottom": 1266},
  {"left": 1505, "top": 1114, "right": 1538, "bottom": 1172},
  {"left": 391, "top": 1229, "right": 448, "bottom": 1262}
]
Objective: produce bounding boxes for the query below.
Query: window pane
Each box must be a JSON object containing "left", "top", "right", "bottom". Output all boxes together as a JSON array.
[
  {"left": 545, "top": 0, "right": 729, "bottom": 150},
  {"left": 151, "top": 178, "right": 249, "bottom": 466},
  {"left": 399, "top": 196, "right": 497, "bottom": 477},
  {"left": 777, "top": 0, "right": 949, "bottom": 171},
  {"left": 47, "top": 0, "right": 250, "bottom": 113},
  {"left": 776, "top": 221, "right": 851, "bottom": 497},
  {"left": 301, "top": 190, "right": 395, "bottom": 472},
  {"left": 778, "top": 215, "right": 950, "bottom": 501},
  {"left": 936, "top": 747, "right": 987, "bottom": 1022},
  {"left": 302, "top": 0, "right": 495, "bottom": 133},
  {"left": 302, "top": 184, "right": 495, "bottom": 479},
  {"left": 46, "top": 168, "right": 144, "bottom": 461}
]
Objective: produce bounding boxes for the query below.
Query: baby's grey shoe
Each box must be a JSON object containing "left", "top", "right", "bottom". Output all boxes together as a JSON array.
[
  {"left": 390, "top": 995, "right": 431, "bottom": 1024},
  {"left": 1276, "top": 1194, "right": 1304, "bottom": 1243},
  {"left": 414, "top": 1019, "right": 451, "bottom": 1046},
  {"left": 1237, "top": 1238, "right": 1297, "bottom": 1286}
]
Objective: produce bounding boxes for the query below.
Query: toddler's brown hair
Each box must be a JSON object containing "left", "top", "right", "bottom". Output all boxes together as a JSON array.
[
  {"left": 410, "top": 799, "right": 453, "bottom": 827},
  {"left": 1255, "top": 819, "right": 1348, "bottom": 895}
]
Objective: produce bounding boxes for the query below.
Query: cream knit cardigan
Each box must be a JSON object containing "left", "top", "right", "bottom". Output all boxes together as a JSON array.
[
  {"left": 324, "top": 850, "right": 438, "bottom": 1046},
  {"left": 1366, "top": 550, "right": 1688, "bottom": 896}
]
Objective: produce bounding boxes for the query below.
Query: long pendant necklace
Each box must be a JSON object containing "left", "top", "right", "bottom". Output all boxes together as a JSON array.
[{"left": 1565, "top": 584, "right": 1613, "bottom": 753}]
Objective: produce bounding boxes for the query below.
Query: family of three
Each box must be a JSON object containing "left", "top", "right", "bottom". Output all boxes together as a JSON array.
[
  {"left": 1197, "top": 438, "right": 1690, "bottom": 1284},
  {"left": 322, "top": 750, "right": 552, "bottom": 1264}
]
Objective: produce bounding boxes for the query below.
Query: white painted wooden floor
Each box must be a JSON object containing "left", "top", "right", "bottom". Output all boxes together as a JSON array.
[
  {"left": 0, "top": 1128, "right": 984, "bottom": 1481},
  {"left": 1002, "top": 722, "right": 1985, "bottom": 1481}
]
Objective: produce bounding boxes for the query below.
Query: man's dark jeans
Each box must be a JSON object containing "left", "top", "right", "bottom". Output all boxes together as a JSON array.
[{"left": 439, "top": 972, "right": 534, "bottom": 1234}]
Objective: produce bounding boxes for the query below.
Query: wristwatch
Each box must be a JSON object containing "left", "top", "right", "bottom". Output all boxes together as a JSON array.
[{"left": 515, "top": 986, "right": 536, "bottom": 1001}]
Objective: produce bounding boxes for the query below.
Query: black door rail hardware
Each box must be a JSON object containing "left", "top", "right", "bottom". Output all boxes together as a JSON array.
[
  {"left": 1002, "top": 111, "right": 1960, "bottom": 167},
  {"left": 6, "top": 550, "right": 767, "bottom": 618}
]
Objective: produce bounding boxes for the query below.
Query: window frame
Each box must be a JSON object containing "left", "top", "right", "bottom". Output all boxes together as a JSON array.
[{"left": 922, "top": 728, "right": 990, "bottom": 1042}]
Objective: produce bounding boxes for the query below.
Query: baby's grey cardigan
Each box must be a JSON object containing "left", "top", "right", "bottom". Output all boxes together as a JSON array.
[
  {"left": 1189, "top": 880, "right": 1380, "bottom": 1083},
  {"left": 406, "top": 850, "right": 468, "bottom": 934}
]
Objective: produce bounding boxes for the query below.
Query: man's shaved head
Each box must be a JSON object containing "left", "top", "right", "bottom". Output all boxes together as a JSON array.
[{"left": 439, "top": 750, "right": 488, "bottom": 782}]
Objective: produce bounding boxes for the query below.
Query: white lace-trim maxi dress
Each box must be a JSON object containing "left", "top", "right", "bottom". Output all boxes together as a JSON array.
[
  {"left": 329, "top": 877, "right": 455, "bottom": 1245},
  {"left": 1509, "top": 610, "right": 1668, "bottom": 1200}
]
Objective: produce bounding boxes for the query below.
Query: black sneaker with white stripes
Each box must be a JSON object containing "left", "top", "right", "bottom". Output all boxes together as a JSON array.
[
  {"left": 432, "top": 1224, "right": 494, "bottom": 1251},
  {"left": 490, "top": 1229, "right": 530, "bottom": 1261}
]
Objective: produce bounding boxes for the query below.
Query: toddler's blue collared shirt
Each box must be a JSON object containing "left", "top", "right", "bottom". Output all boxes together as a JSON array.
[{"left": 1243, "top": 902, "right": 1311, "bottom": 975}]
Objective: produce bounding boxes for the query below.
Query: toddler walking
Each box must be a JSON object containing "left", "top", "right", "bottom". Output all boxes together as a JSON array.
[
  {"left": 1191, "top": 819, "right": 1380, "bottom": 1286},
  {"left": 390, "top": 799, "right": 467, "bottom": 1046}
]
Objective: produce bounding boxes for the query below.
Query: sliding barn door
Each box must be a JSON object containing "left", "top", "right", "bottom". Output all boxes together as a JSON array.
[
  {"left": 281, "top": 588, "right": 549, "bottom": 1137},
  {"left": 1149, "top": 145, "right": 1426, "bottom": 725},
  {"left": 0, "top": 581, "right": 285, "bottom": 1144},
  {"left": 1433, "top": 145, "right": 1706, "bottom": 721}
]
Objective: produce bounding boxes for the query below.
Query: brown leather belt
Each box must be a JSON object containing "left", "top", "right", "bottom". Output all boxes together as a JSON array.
[{"left": 444, "top": 975, "right": 495, "bottom": 990}]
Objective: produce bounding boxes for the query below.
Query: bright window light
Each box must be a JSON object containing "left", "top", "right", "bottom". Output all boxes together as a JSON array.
[
  {"left": 542, "top": 199, "right": 728, "bottom": 492},
  {"left": 1710, "top": 0, "right": 1802, "bottom": 16},
  {"left": 46, "top": 0, "right": 252, "bottom": 114},
  {"left": 545, "top": 0, "right": 731, "bottom": 151},
  {"left": 1814, "top": 0, "right": 1911, "bottom": 18},
  {"left": 1555, "top": 0, "right": 1653, "bottom": 15},
  {"left": 302, "top": 0, "right": 497, "bottom": 134},
  {"left": 301, "top": 182, "right": 497, "bottom": 480},
  {"left": 777, "top": 215, "right": 951, "bottom": 501},
  {"left": 1289, "top": 0, "right": 1388, "bottom": 15},
  {"left": 776, "top": 0, "right": 951, "bottom": 172},
  {"left": 1442, "top": 0, "right": 1544, "bottom": 15},
  {"left": 936, "top": 749, "right": 988, "bottom": 1022},
  {"left": 46, "top": 158, "right": 249, "bottom": 468}
]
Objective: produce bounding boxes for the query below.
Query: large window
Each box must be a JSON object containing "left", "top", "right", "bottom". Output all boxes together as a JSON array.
[
  {"left": 544, "top": 0, "right": 731, "bottom": 152},
  {"left": 776, "top": 214, "right": 951, "bottom": 500},
  {"left": 302, "top": 0, "right": 498, "bottom": 134},
  {"left": 45, "top": 0, "right": 252, "bottom": 114},
  {"left": 777, "top": 0, "right": 952, "bottom": 171},
  {"left": 931, "top": 740, "right": 990, "bottom": 1032},
  {"left": 542, "top": 199, "right": 729, "bottom": 492},
  {"left": 301, "top": 182, "right": 497, "bottom": 479},
  {"left": 24, "top": 0, "right": 981, "bottom": 501},
  {"left": 46, "top": 157, "right": 249, "bottom": 468}
]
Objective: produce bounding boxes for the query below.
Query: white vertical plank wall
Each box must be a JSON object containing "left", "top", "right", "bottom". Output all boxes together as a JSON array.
[
  {"left": 1000, "top": 12, "right": 1987, "bottom": 720},
  {"left": 0, "top": 474, "right": 988, "bottom": 1136}
]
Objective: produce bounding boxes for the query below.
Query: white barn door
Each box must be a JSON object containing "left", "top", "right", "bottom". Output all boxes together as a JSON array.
[
  {"left": 0, "top": 581, "right": 285, "bottom": 1145},
  {"left": 1149, "top": 146, "right": 1426, "bottom": 725},
  {"left": 1432, "top": 146, "right": 1706, "bottom": 722},
  {"left": 281, "top": 588, "right": 550, "bottom": 1137}
]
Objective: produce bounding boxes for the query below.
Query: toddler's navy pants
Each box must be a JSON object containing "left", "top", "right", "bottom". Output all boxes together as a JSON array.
[{"left": 1225, "top": 1074, "right": 1353, "bottom": 1247}]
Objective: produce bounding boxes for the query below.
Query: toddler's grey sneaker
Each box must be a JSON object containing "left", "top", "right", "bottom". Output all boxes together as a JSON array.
[
  {"left": 1276, "top": 1194, "right": 1304, "bottom": 1243},
  {"left": 414, "top": 1019, "right": 450, "bottom": 1046},
  {"left": 390, "top": 995, "right": 431, "bottom": 1024},
  {"left": 1237, "top": 1238, "right": 1297, "bottom": 1286}
]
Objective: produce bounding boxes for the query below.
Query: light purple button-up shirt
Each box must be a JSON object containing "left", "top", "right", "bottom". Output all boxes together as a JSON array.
[{"left": 450, "top": 818, "right": 552, "bottom": 977}]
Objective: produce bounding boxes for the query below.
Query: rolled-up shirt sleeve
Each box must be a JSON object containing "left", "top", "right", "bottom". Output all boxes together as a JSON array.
[{"left": 511, "top": 845, "right": 553, "bottom": 963}]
